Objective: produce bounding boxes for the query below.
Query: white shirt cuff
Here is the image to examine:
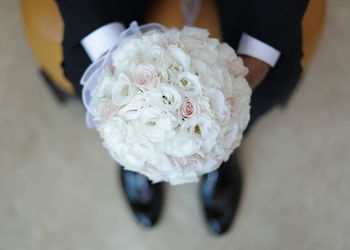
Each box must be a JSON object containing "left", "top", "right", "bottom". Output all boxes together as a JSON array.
[
  {"left": 237, "top": 33, "right": 281, "bottom": 67},
  {"left": 81, "top": 22, "right": 125, "bottom": 61}
]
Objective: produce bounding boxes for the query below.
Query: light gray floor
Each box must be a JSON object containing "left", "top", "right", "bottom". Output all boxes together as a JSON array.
[{"left": 1, "top": 1, "right": 349, "bottom": 249}]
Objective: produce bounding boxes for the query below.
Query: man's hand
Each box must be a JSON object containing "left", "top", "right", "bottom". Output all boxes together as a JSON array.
[{"left": 241, "top": 55, "right": 271, "bottom": 89}]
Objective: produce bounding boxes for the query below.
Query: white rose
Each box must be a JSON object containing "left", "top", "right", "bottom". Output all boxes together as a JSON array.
[
  {"left": 180, "top": 27, "right": 209, "bottom": 51},
  {"left": 111, "top": 38, "right": 142, "bottom": 72},
  {"left": 140, "top": 154, "right": 174, "bottom": 183},
  {"left": 190, "top": 58, "right": 218, "bottom": 88},
  {"left": 117, "top": 94, "right": 148, "bottom": 121},
  {"left": 165, "top": 63, "right": 184, "bottom": 83},
  {"left": 146, "top": 83, "right": 183, "bottom": 113},
  {"left": 93, "top": 71, "right": 113, "bottom": 99},
  {"left": 138, "top": 107, "right": 177, "bottom": 142},
  {"left": 196, "top": 95, "right": 211, "bottom": 115},
  {"left": 181, "top": 26, "right": 209, "bottom": 40},
  {"left": 180, "top": 113, "right": 220, "bottom": 154},
  {"left": 123, "top": 135, "right": 159, "bottom": 169},
  {"left": 219, "top": 42, "right": 238, "bottom": 62},
  {"left": 217, "top": 123, "right": 240, "bottom": 151},
  {"left": 142, "top": 44, "right": 165, "bottom": 65},
  {"left": 205, "top": 88, "right": 230, "bottom": 123},
  {"left": 227, "top": 57, "right": 249, "bottom": 78},
  {"left": 98, "top": 117, "right": 127, "bottom": 153},
  {"left": 160, "top": 128, "right": 201, "bottom": 157},
  {"left": 166, "top": 48, "right": 190, "bottom": 72},
  {"left": 176, "top": 72, "right": 202, "bottom": 96},
  {"left": 142, "top": 29, "right": 170, "bottom": 46},
  {"left": 189, "top": 38, "right": 220, "bottom": 63},
  {"left": 111, "top": 73, "right": 138, "bottom": 105},
  {"left": 220, "top": 69, "right": 235, "bottom": 97}
]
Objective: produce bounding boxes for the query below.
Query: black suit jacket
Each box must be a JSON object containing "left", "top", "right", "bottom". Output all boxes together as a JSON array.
[{"left": 55, "top": 0, "right": 308, "bottom": 125}]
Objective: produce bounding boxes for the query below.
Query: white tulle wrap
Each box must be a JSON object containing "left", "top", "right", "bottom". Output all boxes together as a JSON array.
[{"left": 81, "top": 22, "right": 251, "bottom": 185}]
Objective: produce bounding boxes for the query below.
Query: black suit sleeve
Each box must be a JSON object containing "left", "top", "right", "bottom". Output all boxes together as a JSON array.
[
  {"left": 55, "top": 0, "right": 150, "bottom": 46},
  {"left": 243, "top": 0, "right": 309, "bottom": 55},
  {"left": 54, "top": 0, "right": 149, "bottom": 95}
]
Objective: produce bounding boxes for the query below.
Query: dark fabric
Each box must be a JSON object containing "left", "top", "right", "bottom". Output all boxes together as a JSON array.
[
  {"left": 243, "top": 29, "right": 303, "bottom": 133},
  {"left": 55, "top": 0, "right": 150, "bottom": 96},
  {"left": 215, "top": 0, "right": 307, "bottom": 132},
  {"left": 55, "top": 0, "right": 308, "bottom": 129}
]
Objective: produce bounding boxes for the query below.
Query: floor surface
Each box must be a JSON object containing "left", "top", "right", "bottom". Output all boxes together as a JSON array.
[{"left": 1, "top": 0, "right": 349, "bottom": 249}]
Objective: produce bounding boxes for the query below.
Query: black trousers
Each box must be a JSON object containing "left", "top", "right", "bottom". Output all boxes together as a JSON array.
[{"left": 58, "top": 1, "right": 303, "bottom": 133}]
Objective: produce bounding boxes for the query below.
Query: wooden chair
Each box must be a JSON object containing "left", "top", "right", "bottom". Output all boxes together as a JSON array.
[{"left": 20, "top": 0, "right": 326, "bottom": 98}]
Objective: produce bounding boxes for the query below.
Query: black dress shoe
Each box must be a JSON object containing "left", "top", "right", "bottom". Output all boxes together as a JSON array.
[
  {"left": 200, "top": 154, "right": 243, "bottom": 235},
  {"left": 120, "top": 168, "right": 164, "bottom": 228}
]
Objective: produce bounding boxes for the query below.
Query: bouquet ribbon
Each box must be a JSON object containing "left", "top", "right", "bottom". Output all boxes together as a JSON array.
[{"left": 80, "top": 22, "right": 166, "bottom": 128}]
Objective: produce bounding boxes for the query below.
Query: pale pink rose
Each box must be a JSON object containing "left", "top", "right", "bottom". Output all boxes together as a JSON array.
[
  {"left": 98, "top": 99, "right": 120, "bottom": 120},
  {"left": 226, "top": 97, "right": 241, "bottom": 120},
  {"left": 132, "top": 64, "right": 160, "bottom": 90},
  {"left": 179, "top": 98, "right": 200, "bottom": 119},
  {"left": 171, "top": 154, "right": 202, "bottom": 169},
  {"left": 166, "top": 38, "right": 183, "bottom": 51},
  {"left": 108, "top": 64, "right": 116, "bottom": 74},
  {"left": 226, "top": 97, "right": 235, "bottom": 114},
  {"left": 227, "top": 57, "right": 248, "bottom": 77}
]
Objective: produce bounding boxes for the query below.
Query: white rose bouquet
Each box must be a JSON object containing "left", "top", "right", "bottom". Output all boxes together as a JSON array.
[{"left": 81, "top": 22, "right": 251, "bottom": 185}]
